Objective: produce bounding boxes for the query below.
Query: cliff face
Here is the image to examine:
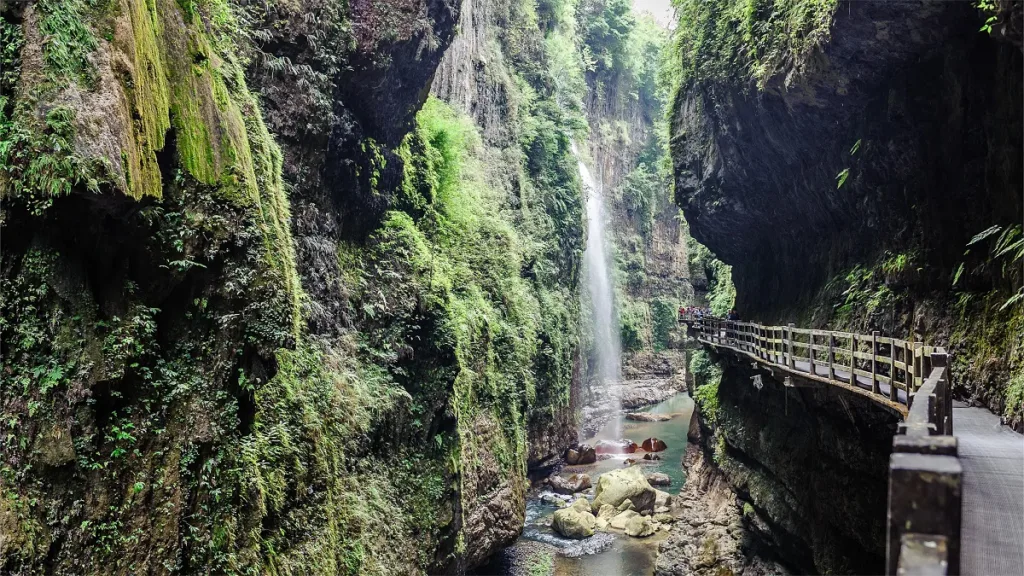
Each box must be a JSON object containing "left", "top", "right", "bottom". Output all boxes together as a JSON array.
[
  {"left": 667, "top": 0, "right": 1022, "bottom": 572},
  {"left": 0, "top": 0, "right": 589, "bottom": 574},
  {"left": 672, "top": 2, "right": 1023, "bottom": 416},
  {"left": 690, "top": 358, "right": 899, "bottom": 574}
]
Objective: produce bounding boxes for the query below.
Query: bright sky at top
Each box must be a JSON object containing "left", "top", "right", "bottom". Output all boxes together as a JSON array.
[{"left": 632, "top": 0, "right": 675, "bottom": 28}]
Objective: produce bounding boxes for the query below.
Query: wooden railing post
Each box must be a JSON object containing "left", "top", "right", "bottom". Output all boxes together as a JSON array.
[
  {"left": 932, "top": 353, "right": 951, "bottom": 435},
  {"left": 828, "top": 334, "right": 835, "bottom": 380},
  {"left": 787, "top": 323, "right": 796, "bottom": 369},
  {"left": 887, "top": 452, "right": 962, "bottom": 575},
  {"left": 913, "top": 342, "right": 923, "bottom": 391},
  {"left": 849, "top": 334, "right": 857, "bottom": 383},
  {"left": 871, "top": 330, "right": 880, "bottom": 395}
]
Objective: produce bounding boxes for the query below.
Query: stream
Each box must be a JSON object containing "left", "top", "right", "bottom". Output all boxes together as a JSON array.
[{"left": 481, "top": 392, "right": 695, "bottom": 576}]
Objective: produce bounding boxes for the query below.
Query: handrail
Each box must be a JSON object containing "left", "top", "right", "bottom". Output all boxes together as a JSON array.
[
  {"left": 680, "top": 314, "right": 961, "bottom": 575},
  {"left": 679, "top": 313, "right": 935, "bottom": 414}
]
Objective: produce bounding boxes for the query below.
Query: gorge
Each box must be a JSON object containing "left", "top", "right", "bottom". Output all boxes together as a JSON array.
[{"left": 1, "top": 1, "right": 1021, "bottom": 575}]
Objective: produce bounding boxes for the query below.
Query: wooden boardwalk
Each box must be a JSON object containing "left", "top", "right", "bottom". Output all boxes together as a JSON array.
[
  {"left": 955, "top": 402, "right": 1024, "bottom": 576},
  {"left": 682, "top": 316, "right": 1024, "bottom": 575}
]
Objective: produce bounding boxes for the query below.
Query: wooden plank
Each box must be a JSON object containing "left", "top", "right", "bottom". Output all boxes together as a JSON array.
[{"left": 877, "top": 336, "right": 894, "bottom": 345}]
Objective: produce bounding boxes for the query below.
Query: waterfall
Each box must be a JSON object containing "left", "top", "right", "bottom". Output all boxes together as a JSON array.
[{"left": 574, "top": 141, "right": 622, "bottom": 440}]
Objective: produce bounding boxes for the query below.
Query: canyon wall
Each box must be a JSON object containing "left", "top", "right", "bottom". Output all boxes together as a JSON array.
[
  {"left": 0, "top": 0, "right": 588, "bottom": 573},
  {"left": 667, "top": 0, "right": 1021, "bottom": 573}
]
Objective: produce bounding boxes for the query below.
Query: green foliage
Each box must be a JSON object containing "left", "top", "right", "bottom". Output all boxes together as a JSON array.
[
  {"left": 0, "top": 105, "right": 108, "bottom": 205},
  {"left": 36, "top": 0, "right": 100, "bottom": 86},
  {"left": 651, "top": 298, "right": 679, "bottom": 350},
  {"left": 690, "top": 349, "right": 722, "bottom": 423},
  {"left": 669, "top": 0, "right": 839, "bottom": 92},
  {"left": 827, "top": 264, "right": 895, "bottom": 321},
  {"left": 1006, "top": 372, "right": 1024, "bottom": 422},
  {"left": 954, "top": 224, "right": 1023, "bottom": 311},
  {"left": 689, "top": 237, "right": 736, "bottom": 316}
]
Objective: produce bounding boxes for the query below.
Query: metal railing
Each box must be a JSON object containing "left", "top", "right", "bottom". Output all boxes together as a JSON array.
[{"left": 680, "top": 314, "right": 960, "bottom": 575}]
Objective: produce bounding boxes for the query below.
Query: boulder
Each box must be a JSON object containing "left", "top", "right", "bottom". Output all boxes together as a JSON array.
[
  {"left": 625, "top": 412, "right": 673, "bottom": 422},
  {"left": 595, "top": 439, "right": 638, "bottom": 454},
  {"left": 552, "top": 498, "right": 596, "bottom": 539},
  {"left": 654, "top": 512, "right": 675, "bottom": 524},
  {"left": 616, "top": 499, "right": 636, "bottom": 512},
  {"left": 576, "top": 444, "right": 597, "bottom": 464},
  {"left": 592, "top": 466, "right": 656, "bottom": 513},
  {"left": 646, "top": 472, "right": 671, "bottom": 486},
  {"left": 540, "top": 493, "right": 570, "bottom": 508},
  {"left": 654, "top": 489, "right": 672, "bottom": 508},
  {"left": 597, "top": 504, "right": 617, "bottom": 520},
  {"left": 624, "top": 458, "right": 639, "bottom": 466},
  {"left": 549, "top": 473, "right": 592, "bottom": 495},
  {"left": 625, "top": 515, "right": 656, "bottom": 537},
  {"left": 609, "top": 510, "right": 639, "bottom": 530},
  {"left": 641, "top": 437, "right": 668, "bottom": 452},
  {"left": 643, "top": 453, "right": 662, "bottom": 461},
  {"left": 565, "top": 444, "right": 596, "bottom": 465}
]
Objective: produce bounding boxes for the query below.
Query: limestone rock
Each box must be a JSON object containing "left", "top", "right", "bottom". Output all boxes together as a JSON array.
[
  {"left": 646, "top": 472, "right": 671, "bottom": 486},
  {"left": 595, "top": 439, "right": 638, "bottom": 454},
  {"left": 617, "top": 499, "right": 636, "bottom": 512},
  {"left": 625, "top": 412, "right": 674, "bottom": 422},
  {"left": 654, "top": 512, "right": 675, "bottom": 524},
  {"left": 552, "top": 498, "right": 596, "bottom": 539},
  {"left": 687, "top": 405, "right": 702, "bottom": 442},
  {"left": 593, "top": 465, "right": 657, "bottom": 512},
  {"left": 609, "top": 510, "right": 639, "bottom": 530},
  {"left": 549, "top": 473, "right": 592, "bottom": 495},
  {"left": 597, "top": 504, "right": 617, "bottom": 520},
  {"left": 654, "top": 489, "right": 673, "bottom": 508},
  {"left": 625, "top": 515, "right": 656, "bottom": 537}
]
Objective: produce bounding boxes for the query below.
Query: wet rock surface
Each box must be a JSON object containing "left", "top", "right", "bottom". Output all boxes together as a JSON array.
[{"left": 656, "top": 445, "right": 789, "bottom": 576}]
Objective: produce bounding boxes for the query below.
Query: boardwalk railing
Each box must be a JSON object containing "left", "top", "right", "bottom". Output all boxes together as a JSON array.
[
  {"left": 680, "top": 314, "right": 960, "bottom": 575},
  {"left": 680, "top": 314, "right": 945, "bottom": 414}
]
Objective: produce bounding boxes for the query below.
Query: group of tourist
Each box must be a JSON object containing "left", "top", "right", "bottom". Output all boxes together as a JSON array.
[{"left": 677, "top": 306, "right": 741, "bottom": 321}]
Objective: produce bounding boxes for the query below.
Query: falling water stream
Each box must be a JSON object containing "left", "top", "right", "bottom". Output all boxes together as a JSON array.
[{"left": 575, "top": 141, "right": 622, "bottom": 440}]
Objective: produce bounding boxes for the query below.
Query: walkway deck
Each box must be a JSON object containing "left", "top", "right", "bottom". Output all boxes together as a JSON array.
[
  {"left": 956, "top": 401, "right": 1024, "bottom": 576},
  {"left": 683, "top": 317, "right": 1024, "bottom": 574}
]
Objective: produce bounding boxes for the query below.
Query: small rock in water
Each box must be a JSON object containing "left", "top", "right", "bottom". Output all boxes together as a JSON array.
[
  {"left": 625, "top": 412, "right": 674, "bottom": 422},
  {"left": 549, "top": 473, "right": 593, "bottom": 495},
  {"left": 539, "top": 492, "right": 572, "bottom": 507},
  {"left": 646, "top": 472, "right": 671, "bottom": 486},
  {"left": 643, "top": 453, "right": 662, "bottom": 461},
  {"left": 624, "top": 458, "right": 638, "bottom": 466},
  {"left": 641, "top": 437, "right": 668, "bottom": 452}
]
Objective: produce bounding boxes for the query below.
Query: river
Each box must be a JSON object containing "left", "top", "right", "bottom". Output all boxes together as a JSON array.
[{"left": 480, "top": 392, "right": 695, "bottom": 575}]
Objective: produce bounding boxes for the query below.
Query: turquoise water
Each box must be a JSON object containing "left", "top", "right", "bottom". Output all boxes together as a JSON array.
[
  {"left": 515, "top": 392, "right": 695, "bottom": 576},
  {"left": 578, "top": 393, "right": 694, "bottom": 489}
]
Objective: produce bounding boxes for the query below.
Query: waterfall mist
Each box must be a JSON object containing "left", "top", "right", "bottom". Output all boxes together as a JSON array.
[{"left": 574, "top": 142, "right": 622, "bottom": 440}]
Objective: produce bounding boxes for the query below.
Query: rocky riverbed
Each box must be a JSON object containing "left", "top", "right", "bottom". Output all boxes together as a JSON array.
[{"left": 477, "top": 392, "right": 693, "bottom": 576}]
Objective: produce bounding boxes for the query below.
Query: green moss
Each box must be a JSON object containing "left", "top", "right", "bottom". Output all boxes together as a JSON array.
[
  {"left": 669, "top": 0, "right": 839, "bottom": 91},
  {"left": 691, "top": 349, "right": 722, "bottom": 423}
]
